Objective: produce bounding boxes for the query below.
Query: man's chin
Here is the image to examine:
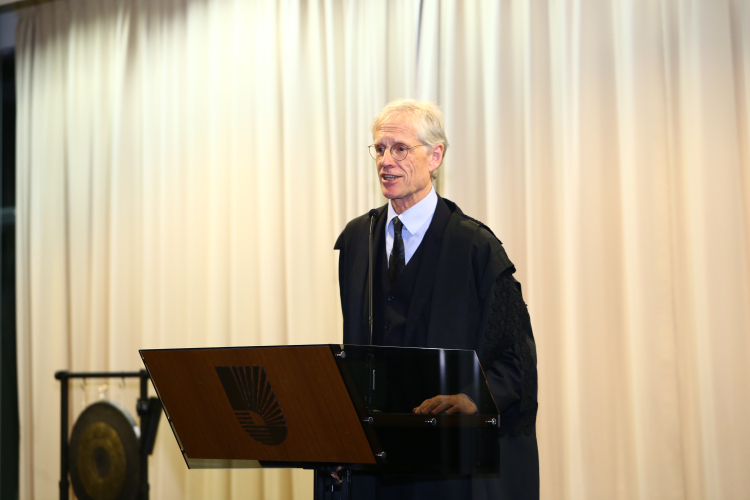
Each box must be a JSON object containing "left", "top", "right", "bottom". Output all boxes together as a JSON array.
[{"left": 380, "top": 188, "right": 400, "bottom": 201}]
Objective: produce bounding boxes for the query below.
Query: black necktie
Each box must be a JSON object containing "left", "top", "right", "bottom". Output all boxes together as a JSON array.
[{"left": 389, "top": 217, "right": 405, "bottom": 282}]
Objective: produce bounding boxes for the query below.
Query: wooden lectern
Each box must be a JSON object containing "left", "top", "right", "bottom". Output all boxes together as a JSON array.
[{"left": 140, "top": 344, "right": 500, "bottom": 499}]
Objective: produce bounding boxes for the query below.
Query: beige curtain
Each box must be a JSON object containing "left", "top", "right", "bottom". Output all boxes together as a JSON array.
[
  {"left": 423, "top": 2, "right": 750, "bottom": 499},
  {"left": 15, "top": 0, "right": 750, "bottom": 499},
  {"left": 15, "top": 0, "right": 419, "bottom": 497}
]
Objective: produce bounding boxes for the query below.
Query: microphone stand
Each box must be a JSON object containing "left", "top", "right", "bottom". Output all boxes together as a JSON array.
[{"left": 366, "top": 209, "right": 377, "bottom": 409}]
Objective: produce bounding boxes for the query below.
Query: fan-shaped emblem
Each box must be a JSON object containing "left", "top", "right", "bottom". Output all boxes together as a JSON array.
[{"left": 216, "top": 365, "right": 288, "bottom": 445}]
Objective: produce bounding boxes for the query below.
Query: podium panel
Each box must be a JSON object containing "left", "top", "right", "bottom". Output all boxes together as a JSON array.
[
  {"left": 333, "top": 344, "right": 499, "bottom": 475},
  {"left": 140, "top": 345, "right": 375, "bottom": 467}
]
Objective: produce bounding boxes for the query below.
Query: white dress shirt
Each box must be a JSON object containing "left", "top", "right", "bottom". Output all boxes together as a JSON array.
[{"left": 385, "top": 187, "right": 439, "bottom": 265}]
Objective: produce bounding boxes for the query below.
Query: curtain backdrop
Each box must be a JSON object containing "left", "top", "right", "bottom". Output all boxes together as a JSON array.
[{"left": 15, "top": 0, "right": 750, "bottom": 499}]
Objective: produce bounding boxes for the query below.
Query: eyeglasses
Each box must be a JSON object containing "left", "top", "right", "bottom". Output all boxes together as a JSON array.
[{"left": 368, "top": 143, "right": 428, "bottom": 161}]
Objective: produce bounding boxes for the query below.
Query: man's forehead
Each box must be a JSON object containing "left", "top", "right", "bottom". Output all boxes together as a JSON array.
[{"left": 374, "top": 115, "right": 418, "bottom": 141}]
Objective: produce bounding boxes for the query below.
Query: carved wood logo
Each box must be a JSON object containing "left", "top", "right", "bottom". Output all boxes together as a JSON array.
[{"left": 215, "top": 365, "right": 288, "bottom": 446}]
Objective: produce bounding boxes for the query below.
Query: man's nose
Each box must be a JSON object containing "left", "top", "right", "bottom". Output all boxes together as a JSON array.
[{"left": 380, "top": 148, "right": 397, "bottom": 166}]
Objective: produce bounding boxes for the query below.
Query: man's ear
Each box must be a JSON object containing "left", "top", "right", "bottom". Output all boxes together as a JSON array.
[{"left": 430, "top": 143, "right": 445, "bottom": 170}]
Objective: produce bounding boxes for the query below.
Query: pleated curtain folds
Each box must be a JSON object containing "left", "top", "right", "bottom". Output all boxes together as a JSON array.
[{"left": 14, "top": 0, "right": 750, "bottom": 499}]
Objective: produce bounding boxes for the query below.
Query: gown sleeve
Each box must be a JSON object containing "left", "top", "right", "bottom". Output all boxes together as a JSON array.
[{"left": 479, "top": 271, "right": 538, "bottom": 437}]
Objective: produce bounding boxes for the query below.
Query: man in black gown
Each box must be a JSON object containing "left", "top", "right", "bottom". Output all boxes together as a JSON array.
[{"left": 335, "top": 99, "right": 539, "bottom": 499}]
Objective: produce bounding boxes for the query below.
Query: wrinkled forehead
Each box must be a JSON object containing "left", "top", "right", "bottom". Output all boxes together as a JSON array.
[{"left": 373, "top": 113, "right": 419, "bottom": 143}]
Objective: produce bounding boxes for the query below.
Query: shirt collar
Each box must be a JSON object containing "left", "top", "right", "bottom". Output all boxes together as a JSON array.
[{"left": 386, "top": 186, "right": 438, "bottom": 235}]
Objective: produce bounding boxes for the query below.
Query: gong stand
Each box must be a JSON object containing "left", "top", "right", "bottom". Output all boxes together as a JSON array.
[{"left": 55, "top": 370, "right": 162, "bottom": 500}]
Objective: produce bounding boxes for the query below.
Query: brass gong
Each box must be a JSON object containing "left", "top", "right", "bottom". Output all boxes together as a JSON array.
[{"left": 69, "top": 400, "right": 140, "bottom": 500}]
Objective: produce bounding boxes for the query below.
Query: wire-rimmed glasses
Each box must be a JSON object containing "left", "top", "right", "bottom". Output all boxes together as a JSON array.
[{"left": 368, "top": 143, "right": 428, "bottom": 161}]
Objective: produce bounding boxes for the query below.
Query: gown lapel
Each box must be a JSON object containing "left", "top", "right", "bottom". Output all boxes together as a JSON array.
[{"left": 403, "top": 198, "right": 451, "bottom": 347}]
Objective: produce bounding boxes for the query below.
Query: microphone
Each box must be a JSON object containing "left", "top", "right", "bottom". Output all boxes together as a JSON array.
[{"left": 367, "top": 209, "right": 378, "bottom": 346}]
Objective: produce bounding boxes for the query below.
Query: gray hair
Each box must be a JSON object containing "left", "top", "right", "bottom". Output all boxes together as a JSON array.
[{"left": 371, "top": 99, "right": 449, "bottom": 181}]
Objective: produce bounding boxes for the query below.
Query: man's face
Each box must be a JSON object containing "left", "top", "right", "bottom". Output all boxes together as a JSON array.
[{"left": 372, "top": 114, "right": 443, "bottom": 214}]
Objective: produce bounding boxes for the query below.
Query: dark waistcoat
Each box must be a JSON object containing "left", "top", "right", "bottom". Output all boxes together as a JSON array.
[
  {"left": 373, "top": 230, "right": 423, "bottom": 346},
  {"left": 372, "top": 201, "right": 451, "bottom": 348}
]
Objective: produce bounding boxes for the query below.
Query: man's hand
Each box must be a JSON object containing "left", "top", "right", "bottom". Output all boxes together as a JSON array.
[{"left": 413, "top": 394, "right": 478, "bottom": 415}]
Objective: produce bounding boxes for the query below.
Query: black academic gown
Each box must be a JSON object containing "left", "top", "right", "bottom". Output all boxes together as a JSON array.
[{"left": 335, "top": 197, "right": 539, "bottom": 500}]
